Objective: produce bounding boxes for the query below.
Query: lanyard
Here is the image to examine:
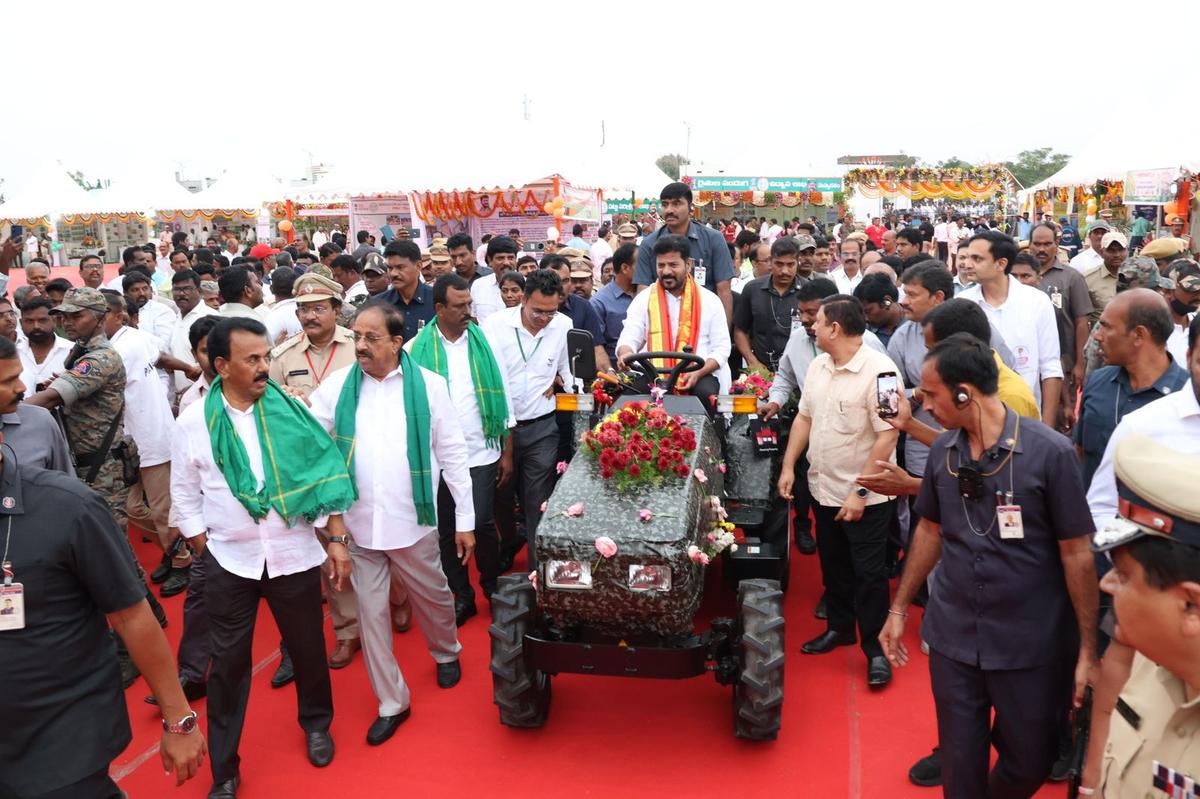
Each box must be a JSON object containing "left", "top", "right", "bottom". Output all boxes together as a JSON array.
[
  {"left": 514, "top": 328, "right": 542, "bottom": 365},
  {"left": 305, "top": 342, "right": 338, "bottom": 385},
  {"left": 1, "top": 516, "right": 13, "bottom": 584}
]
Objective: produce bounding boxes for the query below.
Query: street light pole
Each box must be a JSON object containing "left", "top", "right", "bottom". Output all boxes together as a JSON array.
[{"left": 683, "top": 122, "right": 692, "bottom": 176}]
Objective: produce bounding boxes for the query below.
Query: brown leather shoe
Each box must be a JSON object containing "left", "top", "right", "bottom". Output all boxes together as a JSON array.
[
  {"left": 392, "top": 600, "right": 412, "bottom": 633},
  {"left": 328, "top": 638, "right": 360, "bottom": 669}
]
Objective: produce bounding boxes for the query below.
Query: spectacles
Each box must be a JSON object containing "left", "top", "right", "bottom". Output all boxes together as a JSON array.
[
  {"left": 0, "top": 311, "right": 14, "bottom": 320},
  {"left": 527, "top": 308, "right": 558, "bottom": 319},
  {"left": 296, "top": 304, "right": 333, "bottom": 316},
  {"left": 352, "top": 333, "right": 392, "bottom": 344}
]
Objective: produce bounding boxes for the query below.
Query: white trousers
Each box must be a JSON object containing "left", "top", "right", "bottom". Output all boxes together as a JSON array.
[{"left": 350, "top": 531, "right": 462, "bottom": 716}]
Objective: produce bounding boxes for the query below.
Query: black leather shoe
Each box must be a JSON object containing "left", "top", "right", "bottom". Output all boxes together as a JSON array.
[
  {"left": 795, "top": 528, "right": 817, "bottom": 555},
  {"left": 270, "top": 653, "right": 295, "bottom": 689},
  {"left": 207, "top": 775, "right": 240, "bottom": 798},
  {"left": 150, "top": 553, "right": 172, "bottom": 584},
  {"left": 908, "top": 747, "right": 942, "bottom": 787},
  {"left": 366, "top": 708, "right": 411, "bottom": 746},
  {"left": 145, "top": 678, "right": 207, "bottom": 705},
  {"left": 454, "top": 598, "right": 477, "bottom": 627},
  {"left": 800, "top": 629, "right": 856, "bottom": 654},
  {"left": 160, "top": 566, "right": 191, "bottom": 598},
  {"left": 306, "top": 731, "right": 335, "bottom": 767},
  {"left": 436, "top": 660, "right": 461, "bottom": 688},
  {"left": 867, "top": 655, "right": 893, "bottom": 686},
  {"left": 813, "top": 597, "right": 828, "bottom": 620}
]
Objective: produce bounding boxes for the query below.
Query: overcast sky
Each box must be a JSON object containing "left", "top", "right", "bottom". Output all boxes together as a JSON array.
[{"left": 2, "top": 0, "right": 1191, "bottom": 186}]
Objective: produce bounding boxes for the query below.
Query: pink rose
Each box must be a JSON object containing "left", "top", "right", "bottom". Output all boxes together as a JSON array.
[
  {"left": 694, "top": 468, "right": 707, "bottom": 484},
  {"left": 594, "top": 536, "right": 618, "bottom": 558},
  {"left": 539, "top": 501, "right": 547, "bottom": 513},
  {"left": 687, "top": 544, "right": 702, "bottom": 563},
  {"left": 564, "top": 502, "right": 584, "bottom": 518},
  {"left": 528, "top": 570, "right": 538, "bottom": 590},
  {"left": 556, "top": 460, "right": 568, "bottom": 475},
  {"left": 717, "top": 463, "right": 727, "bottom": 474},
  {"left": 638, "top": 508, "right": 653, "bottom": 522},
  {"left": 699, "top": 551, "right": 711, "bottom": 566}
]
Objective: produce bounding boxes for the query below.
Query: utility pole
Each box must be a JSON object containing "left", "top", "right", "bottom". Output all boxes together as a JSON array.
[
  {"left": 522, "top": 94, "right": 531, "bottom": 121},
  {"left": 683, "top": 122, "right": 692, "bottom": 174},
  {"left": 600, "top": 120, "right": 605, "bottom": 147}
]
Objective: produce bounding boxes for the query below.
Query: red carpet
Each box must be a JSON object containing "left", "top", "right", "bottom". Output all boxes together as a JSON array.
[{"left": 113, "top": 530, "right": 1067, "bottom": 799}]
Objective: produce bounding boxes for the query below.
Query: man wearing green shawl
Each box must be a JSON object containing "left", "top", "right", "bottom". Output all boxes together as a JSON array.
[
  {"left": 171, "top": 317, "right": 356, "bottom": 795},
  {"left": 309, "top": 302, "right": 474, "bottom": 748},
  {"left": 407, "top": 273, "right": 515, "bottom": 626}
]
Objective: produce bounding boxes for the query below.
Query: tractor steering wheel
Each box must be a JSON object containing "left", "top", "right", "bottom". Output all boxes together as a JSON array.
[{"left": 622, "top": 350, "right": 707, "bottom": 394}]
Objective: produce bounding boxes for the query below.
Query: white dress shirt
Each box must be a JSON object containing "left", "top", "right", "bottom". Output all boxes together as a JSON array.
[
  {"left": 345, "top": 281, "right": 368, "bottom": 305},
  {"left": 263, "top": 297, "right": 302, "bottom": 343},
  {"left": 110, "top": 326, "right": 175, "bottom": 467},
  {"left": 404, "top": 325, "right": 516, "bottom": 468},
  {"left": 137, "top": 298, "right": 181, "bottom": 394},
  {"left": 616, "top": 282, "right": 732, "bottom": 391},
  {"left": 178, "top": 374, "right": 210, "bottom": 414},
  {"left": 829, "top": 266, "right": 863, "bottom": 295},
  {"left": 171, "top": 391, "right": 329, "bottom": 579},
  {"left": 1069, "top": 247, "right": 1104, "bottom": 273},
  {"left": 1087, "top": 384, "right": 1200, "bottom": 534},
  {"left": 959, "top": 275, "right": 1063, "bottom": 404},
  {"left": 481, "top": 305, "right": 574, "bottom": 420},
  {"left": 470, "top": 275, "right": 507, "bottom": 323},
  {"left": 17, "top": 335, "right": 71, "bottom": 393},
  {"left": 589, "top": 238, "right": 614, "bottom": 281},
  {"left": 309, "top": 363, "right": 474, "bottom": 550},
  {"left": 170, "top": 303, "right": 218, "bottom": 393}
]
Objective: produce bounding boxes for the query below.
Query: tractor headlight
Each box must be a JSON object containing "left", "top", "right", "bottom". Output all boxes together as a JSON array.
[
  {"left": 627, "top": 564, "right": 672, "bottom": 592},
  {"left": 546, "top": 559, "right": 593, "bottom": 590}
]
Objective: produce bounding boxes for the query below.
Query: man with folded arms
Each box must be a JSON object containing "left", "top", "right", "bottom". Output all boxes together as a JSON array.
[
  {"left": 310, "top": 302, "right": 473, "bottom": 746},
  {"left": 171, "top": 317, "right": 357, "bottom": 798}
]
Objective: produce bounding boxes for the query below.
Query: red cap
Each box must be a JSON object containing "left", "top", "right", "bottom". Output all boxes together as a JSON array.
[{"left": 248, "top": 243, "right": 280, "bottom": 260}]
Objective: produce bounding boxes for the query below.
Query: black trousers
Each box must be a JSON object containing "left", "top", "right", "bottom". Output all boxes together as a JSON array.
[
  {"left": 25, "top": 767, "right": 122, "bottom": 799},
  {"left": 177, "top": 545, "right": 210, "bottom": 683},
  {"left": 511, "top": 415, "right": 559, "bottom": 562},
  {"left": 438, "top": 461, "right": 500, "bottom": 603},
  {"left": 812, "top": 501, "right": 891, "bottom": 659},
  {"left": 204, "top": 550, "right": 333, "bottom": 783},
  {"left": 792, "top": 450, "right": 812, "bottom": 535},
  {"left": 929, "top": 649, "right": 1071, "bottom": 799}
]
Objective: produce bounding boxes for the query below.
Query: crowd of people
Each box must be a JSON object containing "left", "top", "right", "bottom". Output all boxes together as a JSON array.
[{"left": 0, "top": 178, "right": 1197, "bottom": 799}]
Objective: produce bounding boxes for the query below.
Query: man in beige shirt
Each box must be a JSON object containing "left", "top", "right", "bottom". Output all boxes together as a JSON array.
[
  {"left": 779, "top": 294, "right": 901, "bottom": 687},
  {"left": 1083, "top": 230, "right": 1128, "bottom": 323}
]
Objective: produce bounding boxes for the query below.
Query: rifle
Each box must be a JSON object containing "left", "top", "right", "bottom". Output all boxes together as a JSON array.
[{"left": 1066, "top": 686, "right": 1094, "bottom": 799}]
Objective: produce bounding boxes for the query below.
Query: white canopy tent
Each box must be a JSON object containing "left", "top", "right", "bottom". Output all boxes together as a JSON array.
[
  {"left": 0, "top": 161, "right": 93, "bottom": 223},
  {"left": 189, "top": 167, "right": 287, "bottom": 211}
]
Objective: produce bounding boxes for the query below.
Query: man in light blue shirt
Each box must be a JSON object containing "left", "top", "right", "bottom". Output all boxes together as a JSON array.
[{"left": 590, "top": 243, "right": 636, "bottom": 360}]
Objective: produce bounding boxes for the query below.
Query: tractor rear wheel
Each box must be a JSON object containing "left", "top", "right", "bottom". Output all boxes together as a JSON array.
[
  {"left": 733, "top": 578, "right": 785, "bottom": 740},
  {"left": 489, "top": 574, "right": 552, "bottom": 727}
]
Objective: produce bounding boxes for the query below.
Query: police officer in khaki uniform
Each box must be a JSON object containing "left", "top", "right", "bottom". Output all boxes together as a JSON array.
[
  {"left": 267, "top": 271, "right": 364, "bottom": 674},
  {"left": 1088, "top": 435, "right": 1200, "bottom": 798},
  {"left": 26, "top": 286, "right": 167, "bottom": 685}
]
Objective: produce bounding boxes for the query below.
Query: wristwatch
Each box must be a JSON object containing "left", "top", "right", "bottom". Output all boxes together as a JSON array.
[
  {"left": 163, "top": 710, "right": 198, "bottom": 734},
  {"left": 326, "top": 535, "right": 351, "bottom": 545},
  {"left": 855, "top": 487, "right": 869, "bottom": 498}
]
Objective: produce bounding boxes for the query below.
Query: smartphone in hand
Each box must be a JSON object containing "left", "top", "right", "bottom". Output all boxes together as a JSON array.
[{"left": 876, "top": 371, "right": 900, "bottom": 419}]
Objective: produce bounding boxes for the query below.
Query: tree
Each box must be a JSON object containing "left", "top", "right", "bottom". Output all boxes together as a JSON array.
[
  {"left": 937, "top": 156, "right": 973, "bottom": 170},
  {"left": 1004, "top": 148, "right": 1070, "bottom": 188},
  {"left": 655, "top": 153, "right": 690, "bottom": 181}
]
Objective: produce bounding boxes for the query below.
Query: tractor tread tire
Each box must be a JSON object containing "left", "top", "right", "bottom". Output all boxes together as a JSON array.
[
  {"left": 733, "top": 579, "right": 785, "bottom": 741},
  {"left": 489, "top": 574, "right": 551, "bottom": 728}
]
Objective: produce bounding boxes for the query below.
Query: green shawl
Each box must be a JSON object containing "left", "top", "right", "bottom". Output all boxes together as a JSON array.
[
  {"left": 205, "top": 377, "right": 357, "bottom": 526},
  {"left": 408, "top": 320, "right": 509, "bottom": 449},
  {"left": 332, "top": 351, "right": 436, "bottom": 525}
]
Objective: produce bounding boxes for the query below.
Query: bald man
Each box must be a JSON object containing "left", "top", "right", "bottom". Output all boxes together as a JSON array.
[{"left": 1075, "top": 288, "right": 1189, "bottom": 488}]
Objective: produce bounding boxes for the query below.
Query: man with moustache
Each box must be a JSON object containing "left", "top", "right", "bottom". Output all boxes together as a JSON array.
[
  {"left": 268, "top": 271, "right": 365, "bottom": 672},
  {"left": 379, "top": 240, "right": 436, "bottom": 340},
  {"left": 123, "top": 270, "right": 181, "bottom": 394},
  {"left": 77, "top": 253, "right": 106, "bottom": 289},
  {"left": 172, "top": 316, "right": 358, "bottom": 798},
  {"left": 634, "top": 182, "right": 735, "bottom": 322},
  {"left": 310, "top": 302, "right": 473, "bottom": 745},
  {"left": 169, "top": 269, "right": 218, "bottom": 399},
  {"left": 16, "top": 296, "right": 72, "bottom": 393},
  {"left": 734, "top": 236, "right": 806, "bottom": 370},
  {"left": 407, "top": 274, "right": 514, "bottom": 626}
]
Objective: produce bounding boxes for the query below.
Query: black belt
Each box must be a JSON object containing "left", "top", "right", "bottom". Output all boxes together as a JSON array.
[
  {"left": 74, "top": 448, "right": 119, "bottom": 469},
  {"left": 516, "top": 410, "right": 556, "bottom": 427}
]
